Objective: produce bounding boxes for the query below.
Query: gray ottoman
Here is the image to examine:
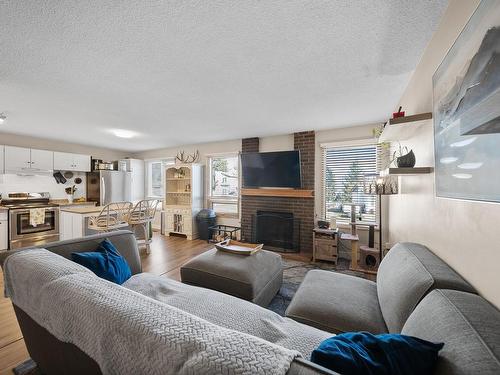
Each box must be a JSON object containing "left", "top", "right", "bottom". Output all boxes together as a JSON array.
[{"left": 180, "top": 248, "right": 283, "bottom": 307}]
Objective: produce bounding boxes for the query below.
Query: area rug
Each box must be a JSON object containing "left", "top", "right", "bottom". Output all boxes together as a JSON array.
[{"left": 267, "top": 258, "right": 374, "bottom": 316}]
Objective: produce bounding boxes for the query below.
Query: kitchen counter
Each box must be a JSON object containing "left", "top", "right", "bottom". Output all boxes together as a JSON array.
[
  {"left": 60, "top": 206, "right": 104, "bottom": 241},
  {"left": 50, "top": 199, "right": 97, "bottom": 207},
  {"left": 60, "top": 206, "right": 103, "bottom": 214}
]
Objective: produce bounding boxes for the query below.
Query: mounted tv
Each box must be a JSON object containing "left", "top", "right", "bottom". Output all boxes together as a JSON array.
[{"left": 241, "top": 151, "right": 302, "bottom": 188}]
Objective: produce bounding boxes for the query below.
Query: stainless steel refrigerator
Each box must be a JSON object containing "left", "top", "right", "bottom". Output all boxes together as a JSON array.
[{"left": 86, "top": 170, "right": 132, "bottom": 206}]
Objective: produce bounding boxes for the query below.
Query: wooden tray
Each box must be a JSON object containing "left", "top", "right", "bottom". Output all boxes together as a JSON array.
[{"left": 215, "top": 240, "right": 263, "bottom": 255}]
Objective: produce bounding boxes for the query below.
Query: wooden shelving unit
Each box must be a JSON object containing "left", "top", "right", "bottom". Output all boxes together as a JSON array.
[
  {"left": 241, "top": 188, "right": 314, "bottom": 198},
  {"left": 380, "top": 167, "right": 434, "bottom": 176},
  {"left": 163, "top": 164, "right": 204, "bottom": 240},
  {"left": 379, "top": 112, "right": 432, "bottom": 142}
]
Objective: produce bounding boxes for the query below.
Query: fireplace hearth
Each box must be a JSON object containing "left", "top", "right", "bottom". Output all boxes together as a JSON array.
[{"left": 252, "top": 210, "right": 300, "bottom": 253}]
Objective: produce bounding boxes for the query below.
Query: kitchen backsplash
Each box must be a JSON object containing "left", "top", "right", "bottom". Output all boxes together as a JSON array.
[{"left": 0, "top": 173, "right": 87, "bottom": 200}]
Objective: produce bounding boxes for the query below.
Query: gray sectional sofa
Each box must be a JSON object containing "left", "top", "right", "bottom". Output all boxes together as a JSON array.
[
  {"left": 285, "top": 242, "right": 500, "bottom": 374},
  {"left": 1, "top": 233, "right": 500, "bottom": 374}
]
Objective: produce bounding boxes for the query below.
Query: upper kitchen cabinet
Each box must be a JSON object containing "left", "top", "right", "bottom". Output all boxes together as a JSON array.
[
  {"left": 53, "top": 152, "right": 91, "bottom": 172},
  {"left": 4, "top": 146, "right": 31, "bottom": 172},
  {"left": 4, "top": 146, "right": 53, "bottom": 173},
  {"left": 30, "top": 148, "right": 54, "bottom": 171}
]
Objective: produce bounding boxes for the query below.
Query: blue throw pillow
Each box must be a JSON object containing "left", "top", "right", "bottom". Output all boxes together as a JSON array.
[
  {"left": 71, "top": 239, "right": 132, "bottom": 284},
  {"left": 311, "top": 332, "right": 444, "bottom": 375}
]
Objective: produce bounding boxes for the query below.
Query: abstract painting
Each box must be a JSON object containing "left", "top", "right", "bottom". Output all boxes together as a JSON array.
[{"left": 433, "top": 0, "right": 500, "bottom": 202}]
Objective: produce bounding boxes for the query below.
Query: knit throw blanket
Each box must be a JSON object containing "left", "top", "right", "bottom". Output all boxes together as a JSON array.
[{"left": 3, "top": 250, "right": 299, "bottom": 375}]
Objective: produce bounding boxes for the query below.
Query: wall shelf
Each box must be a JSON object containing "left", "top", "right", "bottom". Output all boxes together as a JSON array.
[
  {"left": 379, "top": 112, "right": 433, "bottom": 142},
  {"left": 241, "top": 188, "right": 314, "bottom": 198},
  {"left": 380, "top": 167, "right": 434, "bottom": 176}
]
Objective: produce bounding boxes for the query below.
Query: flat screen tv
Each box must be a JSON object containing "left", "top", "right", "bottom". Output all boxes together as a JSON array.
[{"left": 241, "top": 151, "right": 302, "bottom": 188}]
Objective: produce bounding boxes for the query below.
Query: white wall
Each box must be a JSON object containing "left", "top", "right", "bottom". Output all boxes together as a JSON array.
[
  {"left": 0, "top": 172, "right": 87, "bottom": 200},
  {"left": 388, "top": 0, "right": 500, "bottom": 308}
]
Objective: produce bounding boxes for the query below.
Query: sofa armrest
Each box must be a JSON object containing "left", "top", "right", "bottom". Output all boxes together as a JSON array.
[{"left": 288, "top": 358, "right": 339, "bottom": 375}]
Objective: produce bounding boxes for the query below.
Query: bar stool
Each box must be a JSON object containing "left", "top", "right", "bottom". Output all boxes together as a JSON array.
[
  {"left": 127, "top": 199, "right": 161, "bottom": 254},
  {"left": 88, "top": 202, "right": 133, "bottom": 233}
]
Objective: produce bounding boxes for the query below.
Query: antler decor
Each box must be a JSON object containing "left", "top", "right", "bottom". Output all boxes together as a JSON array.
[{"left": 175, "top": 150, "right": 200, "bottom": 164}]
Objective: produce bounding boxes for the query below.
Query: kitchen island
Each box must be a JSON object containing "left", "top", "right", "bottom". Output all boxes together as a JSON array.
[
  {"left": 60, "top": 205, "right": 104, "bottom": 241},
  {"left": 60, "top": 205, "right": 137, "bottom": 241}
]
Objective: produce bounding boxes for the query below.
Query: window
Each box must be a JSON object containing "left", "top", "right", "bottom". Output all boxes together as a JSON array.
[
  {"left": 322, "top": 144, "right": 380, "bottom": 223},
  {"left": 208, "top": 154, "right": 239, "bottom": 216},
  {"left": 146, "top": 158, "right": 175, "bottom": 198}
]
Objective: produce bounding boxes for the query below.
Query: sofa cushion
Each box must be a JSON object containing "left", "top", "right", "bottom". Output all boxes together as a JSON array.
[
  {"left": 310, "top": 332, "right": 443, "bottom": 375},
  {"left": 124, "top": 272, "right": 331, "bottom": 359},
  {"left": 377, "top": 242, "right": 476, "bottom": 333},
  {"left": 402, "top": 289, "right": 500, "bottom": 375},
  {"left": 71, "top": 239, "right": 132, "bottom": 284},
  {"left": 285, "top": 270, "right": 387, "bottom": 334},
  {"left": 180, "top": 248, "right": 283, "bottom": 306}
]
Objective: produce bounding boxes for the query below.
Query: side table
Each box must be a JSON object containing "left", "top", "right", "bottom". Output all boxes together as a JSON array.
[{"left": 313, "top": 227, "right": 338, "bottom": 263}]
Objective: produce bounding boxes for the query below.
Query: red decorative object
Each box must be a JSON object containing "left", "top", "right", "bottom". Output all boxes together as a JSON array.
[{"left": 392, "top": 106, "right": 405, "bottom": 119}]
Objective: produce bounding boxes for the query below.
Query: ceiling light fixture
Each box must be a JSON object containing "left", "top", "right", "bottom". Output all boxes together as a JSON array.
[
  {"left": 109, "top": 129, "right": 138, "bottom": 139},
  {"left": 0, "top": 113, "right": 6, "bottom": 124}
]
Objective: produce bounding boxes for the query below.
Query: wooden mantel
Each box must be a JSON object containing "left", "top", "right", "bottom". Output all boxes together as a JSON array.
[{"left": 241, "top": 188, "right": 314, "bottom": 198}]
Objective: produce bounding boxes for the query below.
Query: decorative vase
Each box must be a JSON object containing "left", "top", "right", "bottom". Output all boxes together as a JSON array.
[
  {"left": 396, "top": 150, "right": 416, "bottom": 168},
  {"left": 67, "top": 194, "right": 74, "bottom": 204}
]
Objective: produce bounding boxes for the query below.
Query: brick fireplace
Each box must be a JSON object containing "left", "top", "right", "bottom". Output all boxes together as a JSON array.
[{"left": 240, "top": 131, "right": 315, "bottom": 254}]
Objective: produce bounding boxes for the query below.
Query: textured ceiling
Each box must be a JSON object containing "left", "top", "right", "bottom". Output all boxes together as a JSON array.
[{"left": 0, "top": 0, "right": 448, "bottom": 152}]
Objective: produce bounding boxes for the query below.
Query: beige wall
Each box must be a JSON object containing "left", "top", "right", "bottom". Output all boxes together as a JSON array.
[
  {"left": 388, "top": 0, "right": 500, "bottom": 308},
  {"left": 0, "top": 131, "right": 128, "bottom": 161}
]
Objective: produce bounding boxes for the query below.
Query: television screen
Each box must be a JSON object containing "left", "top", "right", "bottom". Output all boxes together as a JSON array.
[{"left": 241, "top": 151, "right": 302, "bottom": 188}]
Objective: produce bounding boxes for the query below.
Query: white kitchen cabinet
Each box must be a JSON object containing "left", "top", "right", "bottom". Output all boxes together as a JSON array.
[
  {"left": 54, "top": 152, "right": 91, "bottom": 172},
  {"left": 0, "top": 145, "right": 4, "bottom": 174},
  {"left": 0, "top": 210, "right": 8, "bottom": 250},
  {"left": 4, "top": 146, "right": 54, "bottom": 173},
  {"left": 73, "top": 153, "right": 91, "bottom": 171},
  {"left": 53, "top": 152, "right": 73, "bottom": 170},
  {"left": 30, "top": 148, "right": 54, "bottom": 171},
  {"left": 4, "top": 146, "right": 31, "bottom": 172}
]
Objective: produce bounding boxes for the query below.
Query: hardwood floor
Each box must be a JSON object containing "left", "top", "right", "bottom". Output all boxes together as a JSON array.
[{"left": 0, "top": 232, "right": 214, "bottom": 374}]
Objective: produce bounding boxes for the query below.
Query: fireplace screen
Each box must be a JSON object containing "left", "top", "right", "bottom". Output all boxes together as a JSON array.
[{"left": 252, "top": 211, "right": 300, "bottom": 253}]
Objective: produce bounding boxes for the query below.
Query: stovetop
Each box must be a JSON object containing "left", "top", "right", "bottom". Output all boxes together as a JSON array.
[
  {"left": 0, "top": 202, "right": 59, "bottom": 209},
  {"left": 0, "top": 192, "right": 58, "bottom": 210}
]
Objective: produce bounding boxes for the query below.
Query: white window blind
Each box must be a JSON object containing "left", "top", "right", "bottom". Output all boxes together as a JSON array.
[{"left": 322, "top": 144, "right": 383, "bottom": 223}]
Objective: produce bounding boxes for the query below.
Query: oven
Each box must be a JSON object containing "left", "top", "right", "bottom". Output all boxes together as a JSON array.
[{"left": 9, "top": 206, "right": 60, "bottom": 249}]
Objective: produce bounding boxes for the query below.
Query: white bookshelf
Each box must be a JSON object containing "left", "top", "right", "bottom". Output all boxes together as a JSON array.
[{"left": 163, "top": 164, "right": 204, "bottom": 240}]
